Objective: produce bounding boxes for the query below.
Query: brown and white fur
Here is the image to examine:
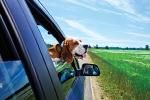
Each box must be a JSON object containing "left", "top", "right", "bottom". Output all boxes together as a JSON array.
[{"left": 48, "top": 38, "right": 88, "bottom": 64}]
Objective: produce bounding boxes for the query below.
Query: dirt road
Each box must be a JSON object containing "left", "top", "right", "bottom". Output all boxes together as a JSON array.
[{"left": 78, "top": 54, "right": 105, "bottom": 100}]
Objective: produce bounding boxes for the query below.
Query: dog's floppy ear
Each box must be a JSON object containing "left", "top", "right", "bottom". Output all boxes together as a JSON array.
[
  {"left": 48, "top": 47, "right": 54, "bottom": 55},
  {"left": 61, "top": 44, "right": 73, "bottom": 64},
  {"left": 56, "top": 44, "right": 62, "bottom": 53}
]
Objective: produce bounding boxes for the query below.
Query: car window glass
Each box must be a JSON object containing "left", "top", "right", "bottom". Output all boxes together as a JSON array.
[{"left": 0, "top": 16, "right": 35, "bottom": 100}]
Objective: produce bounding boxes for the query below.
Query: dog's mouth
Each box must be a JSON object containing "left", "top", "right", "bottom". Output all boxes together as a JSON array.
[{"left": 75, "top": 52, "right": 86, "bottom": 59}]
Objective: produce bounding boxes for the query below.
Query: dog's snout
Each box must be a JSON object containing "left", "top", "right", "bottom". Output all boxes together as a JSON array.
[{"left": 83, "top": 45, "right": 88, "bottom": 50}]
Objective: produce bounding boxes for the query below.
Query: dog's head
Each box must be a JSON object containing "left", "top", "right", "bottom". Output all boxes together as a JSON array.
[
  {"left": 72, "top": 40, "right": 88, "bottom": 59},
  {"left": 61, "top": 38, "right": 88, "bottom": 63}
]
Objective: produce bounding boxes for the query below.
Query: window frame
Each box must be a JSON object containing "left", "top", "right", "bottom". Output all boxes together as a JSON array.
[
  {"left": 26, "top": 0, "right": 80, "bottom": 71},
  {"left": 25, "top": 0, "right": 82, "bottom": 97},
  {"left": 26, "top": 0, "right": 65, "bottom": 44}
]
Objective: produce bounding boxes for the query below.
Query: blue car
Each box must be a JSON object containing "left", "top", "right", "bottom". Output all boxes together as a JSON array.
[{"left": 0, "top": 0, "right": 100, "bottom": 100}]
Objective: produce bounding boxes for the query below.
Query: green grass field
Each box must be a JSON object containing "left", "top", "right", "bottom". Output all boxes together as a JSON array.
[{"left": 88, "top": 49, "right": 150, "bottom": 100}]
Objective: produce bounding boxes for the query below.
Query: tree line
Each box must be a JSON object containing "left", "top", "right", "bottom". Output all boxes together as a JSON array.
[
  {"left": 88, "top": 44, "right": 149, "bottom": 50},
  {"left": 46, "top": 44, "right": 149, "bottom": 50}
]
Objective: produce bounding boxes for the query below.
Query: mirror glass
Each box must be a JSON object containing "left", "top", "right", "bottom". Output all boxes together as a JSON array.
[
  {"left": 81, "top": 63, "right": 100, "bottom": 76},
  {"left": 58, "top": 68, "right": 75, "bottom": 83}
]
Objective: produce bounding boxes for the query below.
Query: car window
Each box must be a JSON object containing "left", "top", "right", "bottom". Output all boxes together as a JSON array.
[
  {"left": 0, "top": 15, "right": 35, "bottom": 100},
  {"left": 37, "top": 25, "right": 76, "bottom": 96},
  {"left": 25, "top": 0, "right": 80, "bottom": 96}
]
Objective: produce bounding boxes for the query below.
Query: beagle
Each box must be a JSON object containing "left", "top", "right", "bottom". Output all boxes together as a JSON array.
[{"left": 48, "top": 38, "right": 88, "bottom": 64}]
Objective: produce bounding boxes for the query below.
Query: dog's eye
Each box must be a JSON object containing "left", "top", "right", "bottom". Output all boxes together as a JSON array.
[
  {"left": 79, "top": 40, "right": 82, "bottom": 42},
  {"left": 74, "top": 41, "right": 79, "bottom": 45}
]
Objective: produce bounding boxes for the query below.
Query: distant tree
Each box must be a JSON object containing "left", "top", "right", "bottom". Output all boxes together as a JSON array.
[
  {"left": 105, "top": 46, "right": 109, "bottom": 49},
  {"left": 139, "top": 47, "right": 144, "bottom": 50},
  {"left": 133, "top": 48, "right": 136, "bottom": 50},
  {"left": 125, "top": 47, "right": 129, "bottom": 50},
  {"left": 88, "top": 45, "right": 91, "bottom": 48},
  {"left": 145, "top": 45, "right": 149, "bottom": 50},
  {"left": 95, "top": 44, "right": 99, "bottom": 49}
]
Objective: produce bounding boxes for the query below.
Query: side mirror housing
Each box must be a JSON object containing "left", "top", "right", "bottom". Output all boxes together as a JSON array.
[{"left": 81, "top": 63, "right": 100, "bottom": 76}]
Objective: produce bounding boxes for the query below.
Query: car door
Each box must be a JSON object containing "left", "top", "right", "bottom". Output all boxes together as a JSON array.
[{"left": 0, "top": 0, "right": 63, "bottom": 100}]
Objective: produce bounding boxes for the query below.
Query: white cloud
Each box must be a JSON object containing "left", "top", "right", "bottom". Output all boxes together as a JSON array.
[
  {"left": 104, "top": 0, "right": 136, "bottom": 14},
  {"left": 64, "top": 0, "right": 122, "bottom": 15},
  {"left": 65, "top": 0, "right": 99, "bottom": 11},
  {"left": 128, "top": 24, "right": 144, "bottom": 30},
  {"left": 123, "top": 13, "right": 150, "bottom": 23},
  {"left": 127, "top": 32, "right": 150, "bottom": 38},
  {"left": 55, "top": 17, "right": 148, "bottom": 47},
  {"left": 134, "top": 14, "right": 150, "bottom": 23},
  {"left": 103, "top": 0, "right": 150, "bottom": 23},
  {"left": 64, "top": 0, "right": 150, "bottom": 23},
  {"left": 64, "top": 19, "right": 110, "bottom": 42},
  {"left": 99, "top": 8, "right": 122, "bottom": 15},
  {"left": 64, "top": 20, "right": 139, "bottom": 43},
  {"left": 54, "top": 16, "right": 112, "bottom": 42}
]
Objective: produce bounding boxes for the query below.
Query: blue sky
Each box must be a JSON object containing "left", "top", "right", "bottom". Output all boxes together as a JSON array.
[{"left": 39, "top": 0, "right": 150, "bottom": 48}]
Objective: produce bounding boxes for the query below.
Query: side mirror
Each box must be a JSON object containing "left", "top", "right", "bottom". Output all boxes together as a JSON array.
[
  {"left": 57, "top": 64, "right": 100, "bottom": 83},
  {"left": 58, "top": 68, "right": 75, "bottom": 84},
  {"left": 81, "top": 63, "right": 100, "bottom": 76}
]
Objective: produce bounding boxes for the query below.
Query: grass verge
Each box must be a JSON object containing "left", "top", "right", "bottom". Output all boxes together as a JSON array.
[{"left": 88, "top": 51, "right": 150, "bottom": 100}]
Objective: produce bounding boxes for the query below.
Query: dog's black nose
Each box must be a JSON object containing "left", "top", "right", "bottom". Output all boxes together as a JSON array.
[{"left": 83, "top": 45, "right": 88, "bottom": 50}]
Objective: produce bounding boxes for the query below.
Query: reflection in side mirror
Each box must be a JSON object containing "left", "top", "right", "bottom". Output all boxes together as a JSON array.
[
  {"left": 58, "top": 68, "right": 75, "bottom": 84},
  {"left": 81, "top": 63, "right": 100, "bottom": 76}
]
